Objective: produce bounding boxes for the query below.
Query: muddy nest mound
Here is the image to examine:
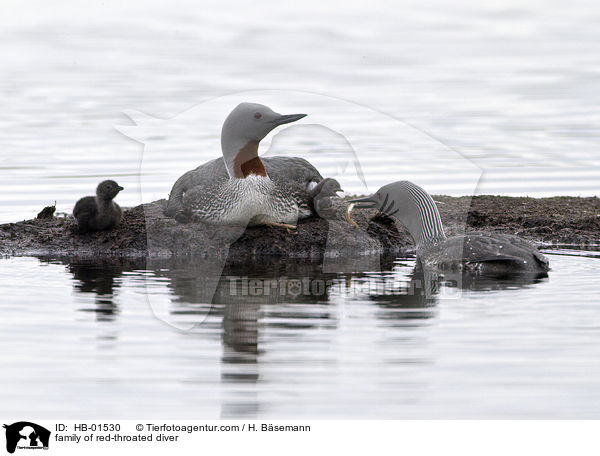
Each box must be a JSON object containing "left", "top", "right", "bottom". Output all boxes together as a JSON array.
[
  {"left": 0, "top": 199, "right": 410, "bottom": 260},
  {"left": 1, "top": 195, "right": 598, "bottom": 259}
]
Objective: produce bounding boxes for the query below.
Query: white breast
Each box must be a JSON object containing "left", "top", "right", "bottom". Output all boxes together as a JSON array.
[{"left": 206, "top": 175, "right": 299, "bottom": 226}]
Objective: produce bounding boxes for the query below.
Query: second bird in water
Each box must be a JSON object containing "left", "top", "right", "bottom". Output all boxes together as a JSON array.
[{"left": 349, "top": 181, "right": 550, "bottom": 275}]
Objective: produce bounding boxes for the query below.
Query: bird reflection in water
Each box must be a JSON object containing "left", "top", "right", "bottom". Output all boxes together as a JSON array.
[
  {"left": 40, "top": 253, "right": 549, "bottom": 328},
  {"left": 362, "top": 255, "right": 549, "bottom": 324},
  {"left": 39, "top": 257, "right": 144, "bottom": 321},
  {"left": 38, "top": 253, "right": 549, "bottom": 417}
]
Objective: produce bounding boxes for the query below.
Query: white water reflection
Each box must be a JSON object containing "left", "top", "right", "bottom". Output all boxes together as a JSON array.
[{"left": 0, "top": 252, "right": 598, "bottom": 418}]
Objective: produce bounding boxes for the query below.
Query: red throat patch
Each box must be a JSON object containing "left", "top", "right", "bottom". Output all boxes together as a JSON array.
[{"left": 233, "top": 141, "right": 267, "bottom": 178}]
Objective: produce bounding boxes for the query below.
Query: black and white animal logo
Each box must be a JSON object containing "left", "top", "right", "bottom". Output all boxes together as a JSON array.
[{"left": 3, "top": 422, "right": 50, "bottom": 454}]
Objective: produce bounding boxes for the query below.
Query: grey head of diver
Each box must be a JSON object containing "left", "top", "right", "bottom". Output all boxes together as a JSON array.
[
  {"left": 350, "top": 181, "right": 447, "bottom": 251},
  {"left": 221, "top": 103, "right": 306, "bottom": 179}
]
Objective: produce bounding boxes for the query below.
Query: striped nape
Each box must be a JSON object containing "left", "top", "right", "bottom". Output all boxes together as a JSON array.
[{"left": 399, "top": 181, "right": 446, "bottom": 247}]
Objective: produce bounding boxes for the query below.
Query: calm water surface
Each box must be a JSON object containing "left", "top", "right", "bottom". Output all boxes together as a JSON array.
[
  {"left": 1, "top": 250, "right": 599, "bottom": 419},
  {"left": 1, "top": 0, "right": 600, "bottom": 223}
]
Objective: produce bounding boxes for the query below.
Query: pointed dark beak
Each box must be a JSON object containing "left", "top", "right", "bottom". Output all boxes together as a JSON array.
[
  {"left": 349, "top": 195, "right": 378, "bottom": 209},
  {"left": 273, "top": 113, "right": 307, "bottom": 126},
  {"left": 117, "top": 186, "right": 124, "bottom": 192}
]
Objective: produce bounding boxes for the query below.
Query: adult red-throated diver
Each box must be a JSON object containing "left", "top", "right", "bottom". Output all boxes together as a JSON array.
[
  {"left": 165, "top": 103, "right": 323, "bottom": 230},
  {"left": 349, "top": 181, "right": 550, "bottom": 275}
]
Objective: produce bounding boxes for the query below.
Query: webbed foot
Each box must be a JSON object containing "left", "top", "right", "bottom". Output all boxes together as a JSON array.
[{"left": 265, "top": 222, "right": 298, "bottom": 234}]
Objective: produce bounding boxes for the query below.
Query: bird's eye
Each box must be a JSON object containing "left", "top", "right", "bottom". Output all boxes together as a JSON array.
[{"left": 254, "top": 112, "right": 262, "bottom": 119}]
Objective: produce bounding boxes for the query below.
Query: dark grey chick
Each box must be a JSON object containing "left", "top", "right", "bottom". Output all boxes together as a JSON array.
[
  {"left": 73, "top": 180, "right": 124, "bottom": 233},
  {"left": 311, "top": 178, "right": 343, "bottom": 219}
]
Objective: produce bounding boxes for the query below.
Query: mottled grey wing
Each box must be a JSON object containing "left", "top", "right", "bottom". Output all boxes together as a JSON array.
[
  {"left": 264, "top": 156, "right": 322, "bottom": 187},
  {"left": 164, "top": 158, "right": 228, "bottom": 216},
  {"left": 265, "top": 157, "right": 323, "bottom": 218}
]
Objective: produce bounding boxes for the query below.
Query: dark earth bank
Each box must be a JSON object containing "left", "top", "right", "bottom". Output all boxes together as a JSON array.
[{"left": 1, "top": 196, "right": 598, "bottom": 260}]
